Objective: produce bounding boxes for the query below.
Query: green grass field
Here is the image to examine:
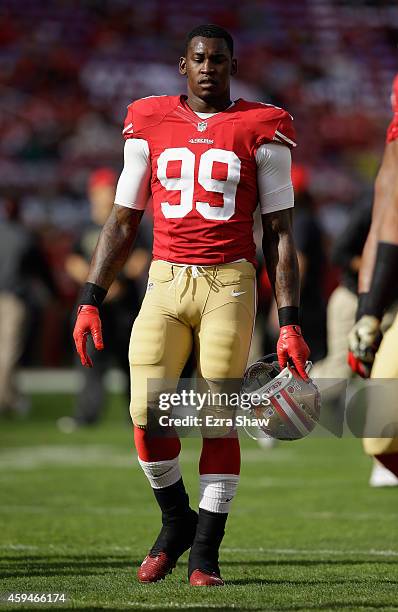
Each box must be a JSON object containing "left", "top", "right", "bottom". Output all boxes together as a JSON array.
[{"left": 1, "top": 394, "right": 398, "bottom": 611}]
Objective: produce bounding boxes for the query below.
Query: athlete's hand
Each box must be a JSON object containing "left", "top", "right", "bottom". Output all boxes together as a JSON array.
[
  {"left": 73, "top": 305, "right": 104, "bottom": 368},
  {"left": 277, "top": 325, "right": 310, "bottom": 381},
  {"left": 347, "top": 315, "right": 382, "bottom": 378},
  {"left": 347, "top": 350, "right": 372, "bottom": 379}
]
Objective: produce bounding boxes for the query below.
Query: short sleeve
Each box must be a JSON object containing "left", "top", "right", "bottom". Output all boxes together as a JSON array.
[
  {"left": 122, "top": 104, "right": 135, "bottom": 140},
  {"left": 273, "top": 112, "right": 297, "bottom": 148},
  {"left": 251, "top": 105, "right": 297, "bottom": 154}
]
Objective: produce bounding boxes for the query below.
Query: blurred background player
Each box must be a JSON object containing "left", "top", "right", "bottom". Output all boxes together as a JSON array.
[
  {"left": 348, "top": 74, "right": 398, "bottom": 487},
  {"left": 290, "top": 165, "right": 327, "bottom": 363},
  {"left": 62, "top": 168, "right": 150, "bottom": 430},
  {"left": 0, "top": 196, "right": 56, "bottom": 417},
  {"left": 313, "top": 201, "right": 372, "bottom": 383}
]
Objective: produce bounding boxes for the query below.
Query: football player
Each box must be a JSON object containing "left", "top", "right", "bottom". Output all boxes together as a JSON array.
[
  {"left": 348, "top": 74, "right": 398, "bottom": 483},
  {"left": 73, "top": 24, "right": 310, "bottom": 586}
]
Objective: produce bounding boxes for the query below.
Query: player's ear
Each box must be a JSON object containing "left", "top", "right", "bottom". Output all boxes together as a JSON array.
[
  {"left": 179, "top": 56, "right": 187, "bottom": 76},
  {"left": 231, "top": 58, "right": 237, "bottom": 76}
]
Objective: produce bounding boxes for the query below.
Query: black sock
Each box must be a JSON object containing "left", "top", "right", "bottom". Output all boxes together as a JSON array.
[
  {"left": 188, "top": 508, "right": 228, "bottom": 576},
  {"left": 153, "top": 478, "right": 191, "bottom": 523},
  {"left": 150, "top": 479, "right": 198, "bottom": 559}
]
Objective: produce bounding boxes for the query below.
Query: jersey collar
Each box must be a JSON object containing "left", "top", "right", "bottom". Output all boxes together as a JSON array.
[{"left": 177, "top": 95, "right": 242, "bottom": 128}]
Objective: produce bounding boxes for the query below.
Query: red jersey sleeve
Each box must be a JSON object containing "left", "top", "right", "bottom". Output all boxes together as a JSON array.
[
  {"left": 122, "top": 95, "right": 180, "bottom": 141},
  {"left": 273, "top": 111, "right": 297, "bottom": 148},
  {"left": 122, "top": 104, "right": 135, "bottom": 140},
  {"left": 245, "top": 103, "right": 297, "bottom": 153},
  {"left": 386, "top": 74, "right": 398, "bottom": 144}
]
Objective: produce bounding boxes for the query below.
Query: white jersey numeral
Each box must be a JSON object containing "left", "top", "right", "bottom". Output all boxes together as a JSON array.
[
  {"left": 157, "top": 147, "right": 241, "bottom": 221},
  {"left": 158, "top": 148, "right": 195, "bottom": 219},
  {"left": 197, "top": 149, "right": 241, "bottom": 221}
]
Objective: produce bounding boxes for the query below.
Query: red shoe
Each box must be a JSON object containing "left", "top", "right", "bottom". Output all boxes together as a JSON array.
[
  {"left": 137, "top": 552, "right": 176, "bottom": 583},
  {"left": 189, "top": 569, "right": 224, "bottom": 586}
]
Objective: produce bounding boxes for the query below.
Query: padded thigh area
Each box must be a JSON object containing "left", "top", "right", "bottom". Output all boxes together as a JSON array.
[
  {"left": 129, "top": 314, "right": 192, "bottom": 427},
  {"left": 197, "top": 302, "right": 254, "bottom": 381},
  {"left": 130, "top": 316, "right": 167, "bottom": 365}
]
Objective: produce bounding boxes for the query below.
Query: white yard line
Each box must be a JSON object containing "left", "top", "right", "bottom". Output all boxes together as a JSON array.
[
  {"left": 126, "top": 605, "right": 240, "bottom": 610},
  {"left": 1, "top": 543, "right": 398, "bottom": 558},
  {"left": 0, "top": 544, "right": 38, "bottom": 551},
  {"left": 223, "top": 547, "right": 398, "bottom": 556},
  {"left": 0, "top": 503, "right": 396, "bottom": 523},
  {"left": 0, "top": 446, "right": 296, "bottom": 471},
  {"left": 301, "top": 511, "right": 398, "bottom": 521},
  {"left": 0, "top": 445, "right": 138, "bottom": 470},
  {"left": 241, "top": 477, "right": 358, "bottom": 488},
  {"left": 16, "top": 368, "right": 126, "bottom": 393},
  {"left": 0, "top": 505, "right": 138, "bottom": 515}
]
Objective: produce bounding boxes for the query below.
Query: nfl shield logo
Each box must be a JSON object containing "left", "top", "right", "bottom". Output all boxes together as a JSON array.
[{"left": 197, "top": 121, "right": 207, "bottom": 132}]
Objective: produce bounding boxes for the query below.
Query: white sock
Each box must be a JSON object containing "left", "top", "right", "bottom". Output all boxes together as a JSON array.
[
  {"left": 138, "top": 456, "right": 181, "bottom": 489},
  {"left": 199, "top": 473, "right": 240, "bottom": 513}
]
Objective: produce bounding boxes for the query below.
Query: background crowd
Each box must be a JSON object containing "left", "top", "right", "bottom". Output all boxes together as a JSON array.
[{"left": 1, "top": 0, "right": 398, "bottom": 415}]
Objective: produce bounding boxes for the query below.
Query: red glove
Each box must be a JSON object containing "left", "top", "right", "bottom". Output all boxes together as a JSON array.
[
  {"left": 277, "top": 325, "right": 310, "bottom": 381},
  {"left": 347, "top": 315, "right": 381, "bottom": 379},
  {"left": 347, "top": 350, "right": 371, "bottom": 379},
  {"left": 73, "top": 305, "right": 104, "bottom": 368}
]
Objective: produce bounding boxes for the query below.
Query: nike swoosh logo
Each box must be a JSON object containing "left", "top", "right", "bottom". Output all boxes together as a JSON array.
[{"left": 231, "top": 290, "right": 246, "bottom": 297}]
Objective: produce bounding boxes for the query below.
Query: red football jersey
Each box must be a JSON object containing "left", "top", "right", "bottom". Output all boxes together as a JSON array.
[
  {"left": 123, "top": 95, "right": 296, "bottom": 265},
  {"left": 386, "top": 74, "right": 398, "bottom": 144}
]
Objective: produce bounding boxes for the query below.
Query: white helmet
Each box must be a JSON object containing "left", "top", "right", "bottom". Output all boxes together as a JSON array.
[{"left": 241, "top": 354, "right": 321, "bottom": 440}]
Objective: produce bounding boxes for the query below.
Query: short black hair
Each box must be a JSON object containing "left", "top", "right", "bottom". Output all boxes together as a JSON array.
[{"left": 185, "top": 24, "right": 234, "bottom": 57}]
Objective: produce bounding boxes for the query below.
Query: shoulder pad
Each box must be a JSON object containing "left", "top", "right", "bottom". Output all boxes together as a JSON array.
[
  {"left": 122, "top": 95, "right": 180, "bottom": 140},
  {"left": 239, "top": 100, "right": 297, "bottom": 149},
  {"left": 391, "top": 74, "right": 398, "bottom": 114}
]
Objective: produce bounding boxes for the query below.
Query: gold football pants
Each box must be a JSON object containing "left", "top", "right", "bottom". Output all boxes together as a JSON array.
[
  {"left": 363, "top": 311, "right": 398, "bottom": 455},
  {"left": 129, "top": 260, "right": 257, "bottom": 427}
]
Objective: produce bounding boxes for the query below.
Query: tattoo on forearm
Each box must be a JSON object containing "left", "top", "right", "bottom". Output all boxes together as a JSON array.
[
  {"left": 87, "top": 205, "right": 143, "bottom": 289},
  {"left": 262, "top": 210, "right": 300, "bottom": 308}
]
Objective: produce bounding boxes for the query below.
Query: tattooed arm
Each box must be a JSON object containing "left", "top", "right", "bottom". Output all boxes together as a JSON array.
[
  {"left": 87, "top": 205, "right": 143, "bottom": 290},
  {"left": 262, "top": 209, "right": 309, "bottom": 379},
  {"left": 261, "top": 208, "right": 299, "bottom": 308}
]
